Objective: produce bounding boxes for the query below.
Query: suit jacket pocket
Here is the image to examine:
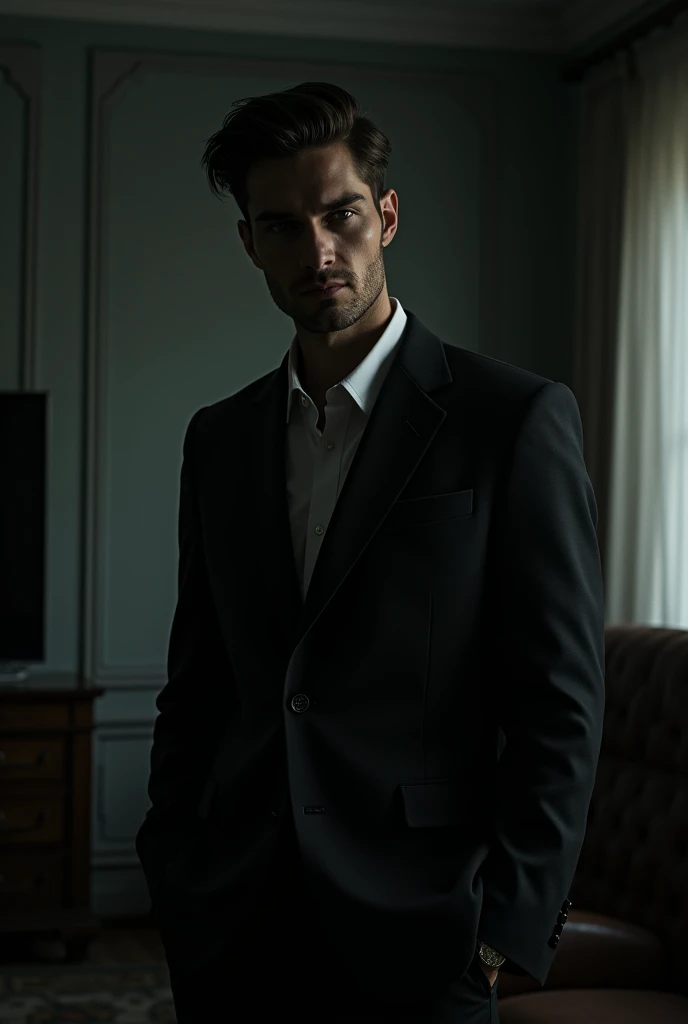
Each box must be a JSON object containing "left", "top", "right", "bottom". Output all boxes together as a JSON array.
[
  {"left": 398, "top": 778, "right": 459, "bottom": 828},
  {"left": 385, "top": 488, "right": 473, "bottom": 529}
]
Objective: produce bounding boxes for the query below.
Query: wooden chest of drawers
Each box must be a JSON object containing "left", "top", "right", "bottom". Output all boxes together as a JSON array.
[{"left": 0, "top": 684, "right": 105, "bottom": 959}]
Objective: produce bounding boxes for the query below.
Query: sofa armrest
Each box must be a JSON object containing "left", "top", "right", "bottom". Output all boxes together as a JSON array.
[{"left": 497, "top": 909, "right": 670, "bottom": 1000}]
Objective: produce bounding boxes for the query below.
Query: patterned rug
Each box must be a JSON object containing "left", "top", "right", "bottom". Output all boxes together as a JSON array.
[{"left": 0, "top": 963, "right": 176, "bottom": 1023}]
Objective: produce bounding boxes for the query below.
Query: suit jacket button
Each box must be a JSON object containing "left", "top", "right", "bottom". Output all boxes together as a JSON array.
[{"left": 291, "top": 694, "right": 310, "bottom": 713}]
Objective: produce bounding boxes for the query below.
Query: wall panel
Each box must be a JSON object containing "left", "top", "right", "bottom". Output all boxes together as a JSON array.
[
  {"left": 0, "top": 44, "right": 40, "bottom": 390},
  {"left": 85, "top": 51, "right": 498, "bottom": 686}
]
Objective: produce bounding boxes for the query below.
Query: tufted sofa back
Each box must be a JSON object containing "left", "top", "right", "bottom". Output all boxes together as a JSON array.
[{"left": 569, "top": 624, "right": 688, "bottom": 995}]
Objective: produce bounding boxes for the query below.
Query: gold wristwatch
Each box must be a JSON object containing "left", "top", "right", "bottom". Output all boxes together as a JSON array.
[{"left": 477, "top": 941, "right": 506, "bottom": 968}]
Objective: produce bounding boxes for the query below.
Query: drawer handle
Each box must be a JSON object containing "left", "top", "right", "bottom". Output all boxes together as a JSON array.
[
  {"left": 0, "top": 749, "right": 51, "bottom": 769},
  {"left": 0, "top": 810, "right": 48, "bottom": 834}
]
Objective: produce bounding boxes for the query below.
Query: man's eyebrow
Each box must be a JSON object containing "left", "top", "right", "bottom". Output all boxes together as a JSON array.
[{"left": 254, "top": 192, "right": 368, "bottom": 223}]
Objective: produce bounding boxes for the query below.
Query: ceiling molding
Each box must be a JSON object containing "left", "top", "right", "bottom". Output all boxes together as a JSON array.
[{"left": 0, "top": 0, "right": 650, "bottom": 53}]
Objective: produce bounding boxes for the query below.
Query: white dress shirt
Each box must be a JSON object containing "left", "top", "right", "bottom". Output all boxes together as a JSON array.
[{"left": 286, "top": 296, "right": 408, "bottom": 601}]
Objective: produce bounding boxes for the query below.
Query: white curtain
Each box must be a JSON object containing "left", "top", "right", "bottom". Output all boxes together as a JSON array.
[{"left": 605, "top": 22, "right": 688, "bottom": 628}]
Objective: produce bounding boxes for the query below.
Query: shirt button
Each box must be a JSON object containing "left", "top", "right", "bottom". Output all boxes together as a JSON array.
[
  {"left": 315, "top": 525, "right": 324, "bottom": 535},
  {"left": 325, "top": 441, "right": 334, "bottom": 450},
  {"left": 301, "top": 396, "right": 309, "bottom": 407}
]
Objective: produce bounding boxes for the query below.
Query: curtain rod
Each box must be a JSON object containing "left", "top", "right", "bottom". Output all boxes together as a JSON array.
[{"left": 560, "top": 0, "right": 688, "bottom": 81}]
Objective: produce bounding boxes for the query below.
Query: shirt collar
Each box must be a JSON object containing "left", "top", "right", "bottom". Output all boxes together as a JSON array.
[{"left": 286, "top": 295, "right": 407, "bottom": 423}]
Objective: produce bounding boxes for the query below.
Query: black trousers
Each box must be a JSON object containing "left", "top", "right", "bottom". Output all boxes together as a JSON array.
[
  {"left": 157, "top": 816, "right": 500, "bottom": 1023},
  {"left": 165, "top": 944, "right": 499, "bottom": 1022}
]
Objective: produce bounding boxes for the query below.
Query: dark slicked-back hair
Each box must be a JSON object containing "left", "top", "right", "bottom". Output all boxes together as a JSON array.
[{"left": 200, "top": 81, "right": 392, "bottom": 234}]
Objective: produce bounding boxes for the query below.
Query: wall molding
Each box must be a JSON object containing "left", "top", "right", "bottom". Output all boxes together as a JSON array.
[
  {"left": 0, "top": 43, "right": 41, "bottom": 390},
  {"left": 92, "top": 724, "right": 154, "bottom": 860},
  {"left": 83, "top": 49, "right": 501, "bottom": 686}
]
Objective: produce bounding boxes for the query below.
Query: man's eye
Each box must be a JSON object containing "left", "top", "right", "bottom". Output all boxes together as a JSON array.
[{"left": 268, "top": 209, "right": 355, "bottom": 234}]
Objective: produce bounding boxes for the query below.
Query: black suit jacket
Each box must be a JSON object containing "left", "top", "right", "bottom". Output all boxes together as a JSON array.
[{"left": 135, "top": 306, "right": 605, "bottom": 998}]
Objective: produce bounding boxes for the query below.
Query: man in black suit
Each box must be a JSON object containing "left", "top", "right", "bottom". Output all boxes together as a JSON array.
[{"left": 135, "top": 82, "right": 605, "bottom": 1023}]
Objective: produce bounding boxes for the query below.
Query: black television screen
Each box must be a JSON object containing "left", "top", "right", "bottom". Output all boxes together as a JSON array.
[{"left": 0, "top": 392, "right": 47, "bottom": 665}]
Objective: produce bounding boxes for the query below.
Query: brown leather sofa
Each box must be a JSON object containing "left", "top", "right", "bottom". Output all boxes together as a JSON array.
[{"left": 497, "top": 624, "right": 688, "bottom": 1023}]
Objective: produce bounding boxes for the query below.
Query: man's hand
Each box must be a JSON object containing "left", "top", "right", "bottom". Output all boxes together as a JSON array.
[{"left": 477, "top": 960, "right": 499, "bottom": 989}]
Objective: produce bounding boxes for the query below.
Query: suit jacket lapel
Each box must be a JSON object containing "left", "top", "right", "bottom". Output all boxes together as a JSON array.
[{"left": 249, "top": 308, "right": 453, "bottom": 658}]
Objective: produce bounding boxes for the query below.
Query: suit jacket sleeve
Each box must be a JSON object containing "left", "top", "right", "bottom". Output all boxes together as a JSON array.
[
  {"left": 477, "top": 381, "right": 606, "bottom": 986},
  {"left": 140, "top": 406, "right": 235, "bottom": 830}
]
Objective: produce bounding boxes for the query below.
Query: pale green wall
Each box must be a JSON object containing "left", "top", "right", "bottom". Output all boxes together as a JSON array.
[
  {"left": 1, "top": 13, "right": 580, "bottom": 679},
  {"left": 0, "top": 13, "right": 580, "bottom": 912}
]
